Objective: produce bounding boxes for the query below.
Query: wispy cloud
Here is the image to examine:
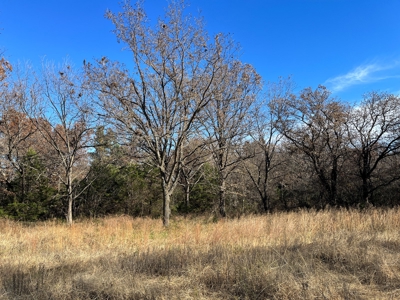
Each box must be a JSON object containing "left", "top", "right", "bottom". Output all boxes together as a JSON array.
[{"left": 325, "top": 60, "right": 400, "bottom": 92}]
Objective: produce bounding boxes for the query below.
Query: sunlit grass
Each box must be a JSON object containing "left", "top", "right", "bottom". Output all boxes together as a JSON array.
[{"left": 1, "top": 208, "right": 400, "bottom": 299}]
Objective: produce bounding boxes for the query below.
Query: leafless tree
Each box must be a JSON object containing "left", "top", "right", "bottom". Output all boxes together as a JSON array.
[
  {"left": 0, "top": 62, "right": 36, "bottom": 190},
  {"left": 272, "top": 85, "right": 349, "bottom": 207},
  {"left": 27, "top": 63, "right": 95, "bottom": 224},
  {"left": 0, "top": 62, "right": 47, "bottom": 199},
  {"left": 346, "top": 91, "right": 400, "bottom": 205},
  {"left": 86, "top": 0, "right": 250, "bottom": 226},
  {"left": 242, "top": 78, "right": 292, "bottom": 212},
  {"left": 202, "top": 61, "right": 261, "bottom": 217},
  {"left": 179, "top": 138, "right": 210, "bottom": 209}
]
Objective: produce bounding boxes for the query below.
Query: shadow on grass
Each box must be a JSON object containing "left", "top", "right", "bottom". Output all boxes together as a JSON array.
[{"left": 2, "top": 235, "right": 400, "bottom": 299}]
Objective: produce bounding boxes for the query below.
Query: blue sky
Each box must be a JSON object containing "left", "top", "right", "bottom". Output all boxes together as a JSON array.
[{"left": 1, "top": 0, "right": 399, "bottom": 102}]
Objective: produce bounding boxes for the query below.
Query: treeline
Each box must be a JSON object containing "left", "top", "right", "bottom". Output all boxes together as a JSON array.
[{"left": 1, "top": 2, "right": 400, "bottom": 225}]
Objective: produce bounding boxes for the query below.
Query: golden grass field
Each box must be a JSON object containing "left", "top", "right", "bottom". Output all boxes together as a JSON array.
[{"left": 1, "top": 208, "right": 400, "bottom": 299}]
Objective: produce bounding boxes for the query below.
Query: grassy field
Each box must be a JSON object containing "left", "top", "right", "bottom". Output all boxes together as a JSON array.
[{"left": 1, "top": 208, "right": 400, "bottom": 299}]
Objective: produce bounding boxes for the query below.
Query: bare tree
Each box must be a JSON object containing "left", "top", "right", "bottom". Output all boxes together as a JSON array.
[
  {"left": 346, "top": 91, "right": 400, "bottom": 205},
  {"left": 0, "top": 62, "right": 41, "bottom": 195},
  {"left": 242, "top": 78, "right": 292, "bottom": 212},
  {"left": 202, "top": 61, "right": 261, "bottom": 217},
  {"left": 272, "top": 85, "right": 349, "bottom": 207},
  {"left": 86, "top": 0, "right": 242, "bottom": 226},
  {"left": 28, "top": 63, "right": 95, "bottom": 224},
  {"left": 0, "top": 108, "right": 37, "bottom": 193},
  {"left": 178, "top": 138, "right": 209, "bottom": 210}
]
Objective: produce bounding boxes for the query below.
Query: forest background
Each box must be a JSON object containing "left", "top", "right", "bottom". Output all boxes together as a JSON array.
[{"left": 1, "top": 0, "right": 400, "bottom": 225}]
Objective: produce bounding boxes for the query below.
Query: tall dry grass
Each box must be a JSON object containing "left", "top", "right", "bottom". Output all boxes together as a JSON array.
[{"left": 1, "top": 208, "right": 400, "bottom": 299}]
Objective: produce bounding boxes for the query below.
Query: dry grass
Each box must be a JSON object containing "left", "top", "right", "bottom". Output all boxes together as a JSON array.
[{"left": 1, "top": 208, "right": 400, "bottom": 299}]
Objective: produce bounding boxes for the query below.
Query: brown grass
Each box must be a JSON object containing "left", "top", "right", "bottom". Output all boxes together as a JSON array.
[{"left": 1, "top": 208, "right": 400, "bottom": 299}]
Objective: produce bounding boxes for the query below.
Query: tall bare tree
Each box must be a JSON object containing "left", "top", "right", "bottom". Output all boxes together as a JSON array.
[
  {"left": 0, "top": 62, "right": 39, "bottom": 194},
  {"left": 202, "top": 61, "right": 261, "bottom": 217},
  {"left": 28, "top": 63, "right": 95, "bottom": 224},
  {"left": 242, "top": 78, "right": 292, "bottom": 212},
  {"left": 86, "top": 0, "right": 247, "bottom": 226},
  {"left": 346, "top": 91, "right": 400, "bottom": 205},
  {"left": 0, "top": 108, "right": 37, "bottom": 193},
  {"left": 272, "top": 85, "right": 349, "bottom": 207}
]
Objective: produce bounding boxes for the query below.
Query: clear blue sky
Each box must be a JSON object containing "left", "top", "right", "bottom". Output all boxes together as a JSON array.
[{"left": 1, "top": 0, "right": 399, "bottom": 102}]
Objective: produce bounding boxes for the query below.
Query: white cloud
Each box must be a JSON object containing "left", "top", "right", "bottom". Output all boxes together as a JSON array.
[{"left": 325, "top": 60, "right": 400, "bottom": 92}]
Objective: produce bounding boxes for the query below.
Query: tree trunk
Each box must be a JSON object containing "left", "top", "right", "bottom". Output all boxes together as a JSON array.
[
  {"left": 362, "top": 177, "right": 369, "bottom": 205},
  {"left": 66, "top": 172, "right": 73, "bottom": 225},
  {"left": 361, "top": 154, "right": 370, "bottom": 205},
  {"left": 262, "top": 165, "right": 270, "bottom": 212},
  {"left": 262, "top": 194, "right": 270, "bottom": 213},
  {"left": 330, "top": 159, "right": 338, "bottom": 206},
  {"left": 278, "top": 183, "right": 288, "bottom": 211},
  {"left": 185, "top": 183, "right": 190, "bottom": 210},
  {"left": 162, "top": 180, "right": 171, "bottom": 227},
  {"left": 219, "top": 178, "right": 226, "bottom": 217},
  {"left": 67, "top": 193, "right": 73, "bottom": 225}
]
